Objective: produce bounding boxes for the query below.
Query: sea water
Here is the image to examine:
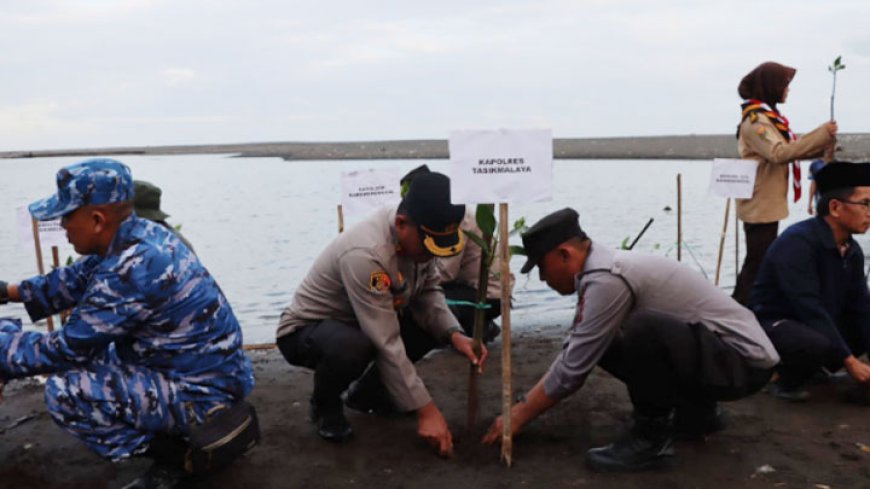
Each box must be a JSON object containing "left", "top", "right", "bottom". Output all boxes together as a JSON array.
[{"left": 1, "top": 155, "right": 862, "bottom": 344}]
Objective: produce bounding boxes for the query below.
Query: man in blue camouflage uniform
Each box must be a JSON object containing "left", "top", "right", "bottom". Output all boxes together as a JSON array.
[{"left": 0, "top": 159, "right": 255, "bottom": 466}]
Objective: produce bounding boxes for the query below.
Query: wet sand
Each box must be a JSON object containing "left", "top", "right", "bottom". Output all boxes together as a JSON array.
[
  {"left": 3, "top": 134, "right": 870, "bottom": 161},
  {"left": 0, "top": 313, "right": 867, "bottom": 489}
]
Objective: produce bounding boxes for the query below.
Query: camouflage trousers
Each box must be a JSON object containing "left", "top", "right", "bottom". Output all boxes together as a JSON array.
[{"left": 44, "top": 358, "right": 223, "bottom": 461}]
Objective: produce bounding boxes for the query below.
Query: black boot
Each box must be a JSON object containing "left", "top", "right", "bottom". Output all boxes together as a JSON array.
[
  {"left": 483, "top": 320, "right": 501, "bottom": 343},
  {"left": 673, "top": 403, "right": 727, "bottom": 441},
  {"left": 121, "top": 462, "right": 188, "bottom": 489},
  {"left": 309, "top": 398, "right": 353, "bottom": 442},
  {"left": 843, "top": 380, "right": 870, "bottom": 406},
  {"left": 343, "top": 372, "right": 401, "bottom": 417},
  {"left": 585, "top": 414, "right": 676, "bottom": 472}
]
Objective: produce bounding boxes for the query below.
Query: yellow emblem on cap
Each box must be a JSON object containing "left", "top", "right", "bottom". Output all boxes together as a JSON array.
[{"left": 369, "top": 271, "right": 391, "bottom": 292}]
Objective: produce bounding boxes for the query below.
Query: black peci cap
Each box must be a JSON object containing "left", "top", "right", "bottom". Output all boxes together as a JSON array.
[
  {"left": 520, "top": 208, "right": 587, "bottom": 273},
  {"left": 815, "top": 161, "right": 870, "bottom": 195},
  {"left": 400, "top": 164, "right": 432, "bottom": 186},
  {"left": 402, "top": 172, "right": 466, "bottom": 257}
]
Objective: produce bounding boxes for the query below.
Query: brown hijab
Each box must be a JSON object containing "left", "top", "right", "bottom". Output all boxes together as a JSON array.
[{"left": 738, "top": 61, "right": 796, "bottom": 109}]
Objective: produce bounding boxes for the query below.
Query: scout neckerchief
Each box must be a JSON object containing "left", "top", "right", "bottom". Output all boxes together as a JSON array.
[{"left": 740, "top": 99, "right": 802, "bottom": 202}]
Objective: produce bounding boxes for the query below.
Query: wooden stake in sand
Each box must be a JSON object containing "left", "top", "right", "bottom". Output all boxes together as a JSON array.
[
  {"left": 677, "top": 173, "right": 683, "bottom": 262},
  {"left": 735, "top": 210, "right": 740, "bottom": 283},
  {"left": 714, "top": 199, "right": 730, "bottom": 286},
  {"left": 51, "top": 246, "right": 71, "bottom": 325},
  {"left": 30, "top": 217, "right": 55, "bottom": 333},
  {"left": 498, "top": 203, "right": 513, "bottom": 466}
]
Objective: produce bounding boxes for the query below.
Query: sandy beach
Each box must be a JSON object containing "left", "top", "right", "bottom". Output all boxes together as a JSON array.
[
  {"left": 3, "top": 134, "right": 870, "bottom": 161},
  {"left": 0, "top": 311, "right": 867, "bottom": 489}
]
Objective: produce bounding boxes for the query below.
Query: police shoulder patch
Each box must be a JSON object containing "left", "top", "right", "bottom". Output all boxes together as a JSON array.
[{"left": 370, "top": 271, "right": 391, "bottom": 292}]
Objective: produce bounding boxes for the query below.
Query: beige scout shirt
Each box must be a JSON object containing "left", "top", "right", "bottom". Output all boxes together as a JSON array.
[
  {"left": 736, "top": 113, "right": 833, "bottom": 223},
  {"left": 433, "top": 211, "right": 514, "bottom": 299},
  {"left": 277, "top": 206, "right": 460, "bottom": 411}
]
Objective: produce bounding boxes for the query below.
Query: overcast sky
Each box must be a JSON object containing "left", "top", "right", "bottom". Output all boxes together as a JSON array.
[{"left": 1, "top": 0, "right": 868, "bottom": 151}]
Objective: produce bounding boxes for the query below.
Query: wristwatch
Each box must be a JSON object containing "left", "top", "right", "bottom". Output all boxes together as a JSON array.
[{"left": 0, "top": 281, "right": 9, "bottom": 305}]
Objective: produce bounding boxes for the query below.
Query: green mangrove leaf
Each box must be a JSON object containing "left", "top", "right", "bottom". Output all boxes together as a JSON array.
[
  {"left": 509, "top": 217, "right": 528, "bottom": 236},
  {"left": 475, "top": 204, "right": 496, "bottom": 236},
  {"left": 509, "top": 245, "right": 527, "bottom": 257},
  {"left": 463, "top": 229, "right": 490, "bottom": 255},
  {"left": 620, "top": 236, "right": 631, "bottom": 250}
]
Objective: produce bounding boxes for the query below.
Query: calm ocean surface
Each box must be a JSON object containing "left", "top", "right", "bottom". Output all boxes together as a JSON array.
[{"left": 2, "top": 155, "right": 865, "bottom": 344}]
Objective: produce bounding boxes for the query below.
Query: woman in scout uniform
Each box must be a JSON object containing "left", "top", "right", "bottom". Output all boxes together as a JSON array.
[{"left": 732, "top": 61, "right": 838, "bottom": 304}]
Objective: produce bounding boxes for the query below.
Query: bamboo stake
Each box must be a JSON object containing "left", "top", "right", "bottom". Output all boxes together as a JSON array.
[
  {"left": 51, "top": 246, "right": 71, "bottom": 325},
  {"left": 714, "top": 199, "right": 730, "bottom": 286},
  {"left": 498, "top": 203, "right": 513, "bottom": 467},
  {"left": 467, "top": 205, "right": 494, "bottom": 432},
  {"left": 337, "top": 205, "right": 344, "bottom": 234},
  {"left": 30, "top": 218, "right": 55, "bottom": 333},
  {"left": 734, "top": 210, "right": 739, "bottom": 285},
  {"left": 677, "top": 174, "right": 682, "bottom": 262}
]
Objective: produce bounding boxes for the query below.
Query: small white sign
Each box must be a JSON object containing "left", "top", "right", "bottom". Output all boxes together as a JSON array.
[
  {"left": 16, "top": 206, "right": 67, "bottom": 250},
  {"left": 449, "top": 129, "right": 553, "bottom": 204},
  {"left": 340, "top": 168, "right": 402, "bottom": 217},
  {"left": 708, "top": 158, "right": 759, "bottom": 199}
]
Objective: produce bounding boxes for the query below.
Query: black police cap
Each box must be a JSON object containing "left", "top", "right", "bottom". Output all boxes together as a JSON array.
[
  {"left": 402, "top": 172, "right": 466, "bottom": 257},
  {"left": 520, "top": 208, "right": 587, "bottom": 273},
  {"left": 816, "top": 161, "right": 870, "bottom": 195}
]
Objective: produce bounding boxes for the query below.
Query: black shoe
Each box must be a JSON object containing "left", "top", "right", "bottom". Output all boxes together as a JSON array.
[
  {"left": 483, "top": 320, "right": 501, "bottom": 343},
  {"left": 121, "top": 462, "right": 188, "bottom": 489},
  {"left": 344, "top": 384, "right": 400, "bottom": 417},
  {"left": 585, "top": 415, "right": 676, "bottom": 472},
  {"left": 770, "top": 382, "right": 810, "bottom": 402},
  {"left": 843, "top": 382, "right": 870, "bottom": 406},
  {"left": 309, "top": 400, "right": 353, "bottom": 442},
  {"left": 673, "top": 404, "right": 727, "bottom": 441}
]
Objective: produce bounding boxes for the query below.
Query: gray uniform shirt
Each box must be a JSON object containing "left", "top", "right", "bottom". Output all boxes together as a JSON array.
[
  {"left": 277, "top": 207, "right": 460, "bottom": 411},
  {"left": 543, "top": 242, "right": 780, "bottom": 400}
]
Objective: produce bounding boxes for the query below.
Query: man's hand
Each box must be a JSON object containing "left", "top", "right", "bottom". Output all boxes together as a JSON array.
[
  {"left": 450, "top": 332, "right": 488, "bottom": 373},
  {"left": 417, "top": 401, "right": 453, "bottom": 457},
  {"left": 844, "top": 355, "right": 870, "bottom": 384},
  {"left": 482, "top": 379, "right": 560, "bottom": 447}
]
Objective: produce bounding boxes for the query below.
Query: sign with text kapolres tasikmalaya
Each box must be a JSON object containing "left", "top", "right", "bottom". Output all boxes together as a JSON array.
[
  {"left": 708, "top": 158, "right": 759, "bottom": 199},
  {"left": 449, "top": 129, "right": 553, "bottom": 204},
  {"left": 340, "top": 168, "right": 402, "bottom": 218}
]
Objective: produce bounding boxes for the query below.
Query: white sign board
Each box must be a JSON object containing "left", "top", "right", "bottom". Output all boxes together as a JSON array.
[
  {"left": 708, "top": 158, "right": 759, "bottom": 199},
  {"left": 449, "top": 129, "right": 553, "bottom": 204},
  {"left": 16, "top": 206, "right": 66, "bottom": 250},
  {"left": 340, "top": 168, "right": 402, "bottom": 217}
]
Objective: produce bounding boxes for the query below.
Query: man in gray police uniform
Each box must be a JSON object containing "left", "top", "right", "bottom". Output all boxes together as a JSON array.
[
  {"left": 277, "top": 171, "right": 487, "bottom": 457},
  {"left": 483, "top": 208, "right": 779, "bottom": 472}
]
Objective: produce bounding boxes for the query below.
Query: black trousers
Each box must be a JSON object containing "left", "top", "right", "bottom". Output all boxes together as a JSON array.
[
  {"left": 442, "top": 282, "right": 501, "bottom": 337},
  {"left": 763, "top": 319, "right": 866, "bottom": 389},
  {"left": 732, "top": 221, "right": 779, "bottom": 305},
  {"left": 277, "top": 314, "right": 439, "bottom": 412},
  {"left": 597, "top": 311, "right": 772, "bottom": 417}
]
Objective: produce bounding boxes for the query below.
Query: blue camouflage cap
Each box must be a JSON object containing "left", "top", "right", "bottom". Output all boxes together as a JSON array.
[{"left": 29, "top": 159, "right": 134, "bottom": 221}]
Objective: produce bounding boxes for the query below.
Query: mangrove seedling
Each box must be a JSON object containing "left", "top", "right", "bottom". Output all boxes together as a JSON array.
[{"left": 828, "top": 55, "right": 846, "bottom": 121}]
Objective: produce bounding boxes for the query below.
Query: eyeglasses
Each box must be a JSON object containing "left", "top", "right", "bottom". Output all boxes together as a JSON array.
[{"left": 836, "top": 199, "right": 870, "bottom": 213}]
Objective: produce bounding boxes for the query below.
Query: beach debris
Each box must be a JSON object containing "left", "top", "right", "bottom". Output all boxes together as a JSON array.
[
  {"left": 856, "top": 442, "right": 870, "bottom": 453},
  {"left": 23, "top": 443, "right": 33, "bottom": 450},
  {"left": 0, "top": 414, "right": 38, "bottom": 435},
  {"left": 814, "top": 484, "right": 832, "bottom": 489},
  {"left": 754, "top": 464, "right": 776, "bottom": 475}
]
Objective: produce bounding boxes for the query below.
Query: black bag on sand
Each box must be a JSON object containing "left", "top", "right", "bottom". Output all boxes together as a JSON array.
[{"left": 185, "top": 400, "right": 261, "bottom": 475}]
